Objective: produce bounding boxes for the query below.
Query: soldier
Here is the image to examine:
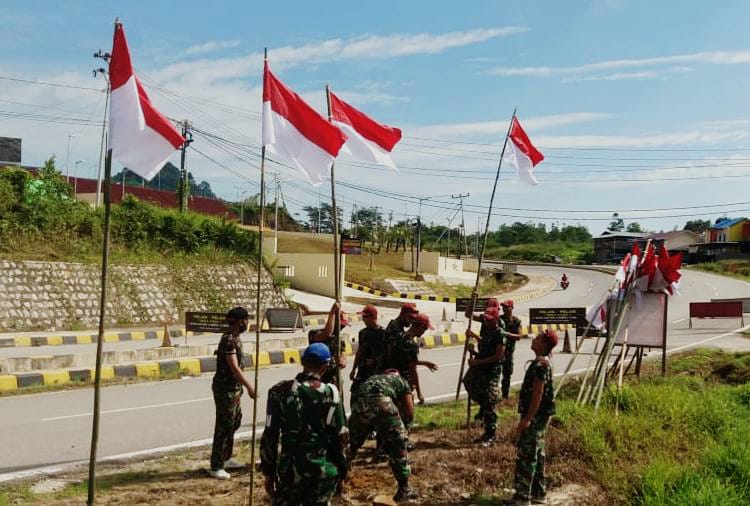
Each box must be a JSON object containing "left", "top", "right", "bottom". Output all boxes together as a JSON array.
[
  {"left": 463, "top": 306, "right": 505, "bottom": 445},
  {"left": 209, "top": 307, "right": 256, "bottom": 480},
  {"left": 349, "top": 370, "right": 417, "bottom": 502},
  {"left": 513, "top": 329, "right": 558, "bottom": 505},
  {"left": 499, "top": 299, "right": 526, "bottom": 402},
  {"left": 349, "top": 304, "right": 386, "bottom": 405},
  {"left": 386, "top": 312, "right": 438, "bottom": 404},
  {"left": 465, "top": 297, "right": 501, "bottom": 335},
  {"left": 308, "top": 301, "right": 349, "bottom": 387},
  {"left": 385, "top": 303, "right": 418, "bottom": 345},
  {"left": 261, "top": 343, "right": 349, "bottom": 506}
]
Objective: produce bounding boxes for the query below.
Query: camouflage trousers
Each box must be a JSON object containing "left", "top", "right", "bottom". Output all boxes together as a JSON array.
[
  {"left": 272, "top": 470, "right": 337, "bottom": 506},
  {"left": 349, "top": 396, "right": 410, "bottom": 484},
  {"left": 210, "top": 387, "right": 242, "bottom": 471},
  {"left": 463, "top": 367, "right": 501, "bottom": 434},
  {"left": 501, "top": 345, "right": 515, "bottom": 399},
  {"left": 514, "top": 415, "right": 549, "bottom": 500}
]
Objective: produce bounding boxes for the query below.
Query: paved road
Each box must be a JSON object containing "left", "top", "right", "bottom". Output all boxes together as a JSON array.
[{"left": 1, "top": 266, "right": 748, "bottom": 479}]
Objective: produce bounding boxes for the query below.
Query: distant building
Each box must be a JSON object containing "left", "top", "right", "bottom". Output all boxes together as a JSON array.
[
  {"left": 593, "top": 230, "right": 647, "bottom": 264},
  {"left": 643, "top": 230, "right": 699, "bottom": 254},
  {"left": 688, "top": 218, "right": 750, "bottom": 263}
]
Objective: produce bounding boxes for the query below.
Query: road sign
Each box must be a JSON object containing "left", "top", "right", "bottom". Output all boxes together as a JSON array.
[
  {"left": 456, "top": 297, "right": 492, "bottom": 313},
  {"left": 185, "top": 312, "right": 229, "bottom": 333},
  {"left": 341, "top": 238, "right": 363, "bottom": 255},
  {"left": 529, "top": 307, "right": 587, "bottom": 335}
]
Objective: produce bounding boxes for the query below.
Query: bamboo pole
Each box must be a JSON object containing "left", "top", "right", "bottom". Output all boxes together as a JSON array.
[
  {"left": 87, "top": 148, "right": 112, "bottom": 506},
  {"left": 455, "top": 109, "right": 516, "bottom": 426},
  {"left": 248, "top": 47, "right": 268, "bottom": 506},
  {"left": 615, "top": 329, "right": 629, "bottom": 417},
  {"left": 325, "top": 85, "right": 343, "bottom": 388}
]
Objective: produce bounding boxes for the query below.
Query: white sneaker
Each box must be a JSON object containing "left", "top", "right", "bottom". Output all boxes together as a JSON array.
[
  {"left": 209, "top": 469, "right": 231, "bottom": 480},
  {"left": 223, "top": 458, "right": 244, "bottom": 470}
]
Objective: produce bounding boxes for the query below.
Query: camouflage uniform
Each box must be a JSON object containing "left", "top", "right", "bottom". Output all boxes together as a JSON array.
[
  {"left": 349, "top": 374, "right": 412, "bottom": 487},
  {"left": 210, "top": 332, "right": 244, "bottom": 471},
  {"left": 261, "top": 372, "right": 349, "bottom": 506},
  {"left": 351, "top": 325, "right": 387, "bottom": 405},
  {"left": 514, "top": 357, "right": 555, "bottom": 501},
  {"left": 499, "top": 314, "right": 523, "bottom": 399},
  {"left": 463, "top": 325, "right": 504, "bottom": 436}
]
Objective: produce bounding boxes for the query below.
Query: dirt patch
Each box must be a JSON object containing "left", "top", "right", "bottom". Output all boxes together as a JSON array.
[{"left": 17, "top": 420, "right": 608, "bottom": 505}]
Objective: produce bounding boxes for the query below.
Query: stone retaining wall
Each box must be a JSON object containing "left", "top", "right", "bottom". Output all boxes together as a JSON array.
[{"left": 0, "top": 261, "right": 287, "bottom": 332}]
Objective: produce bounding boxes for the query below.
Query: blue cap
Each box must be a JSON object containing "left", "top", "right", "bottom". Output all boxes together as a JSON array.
[{"left": 302, "top": 343, "right": 332, "bottom": 364}]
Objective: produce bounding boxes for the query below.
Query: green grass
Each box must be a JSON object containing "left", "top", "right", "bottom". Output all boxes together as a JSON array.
[
  {"left": 692, "top": 260, "right": 750, "bottom": 282},
  {"left": 418, "top": 349, "right": 750, "bottom": 504}
]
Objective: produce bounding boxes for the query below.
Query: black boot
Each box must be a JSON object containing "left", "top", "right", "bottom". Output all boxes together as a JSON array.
[
  {"left": 473, "top": 430, "right": 496, "bottom": 446},
  {"left": 394, "top": 483, "right": 418, "bottom": 502}
]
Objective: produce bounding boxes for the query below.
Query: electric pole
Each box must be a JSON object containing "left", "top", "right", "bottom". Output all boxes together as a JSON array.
[
  {"left": 92, "top": 49, "right": 111, "bottom": 209},
  {"left": 451, "top": 193, "right": 470, "bottom": 259},
  {"left": 178, "top": 120, "right": 193, "bottom": 213}
]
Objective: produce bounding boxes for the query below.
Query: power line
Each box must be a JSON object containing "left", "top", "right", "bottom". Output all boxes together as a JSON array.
[{"left": 0, "top": 74, "right": 104, "bottom": 92}]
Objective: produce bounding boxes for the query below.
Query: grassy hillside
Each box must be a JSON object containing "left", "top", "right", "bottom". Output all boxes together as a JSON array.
[{"left": 693, "top": 260, "right": 750, "bottom": 282}]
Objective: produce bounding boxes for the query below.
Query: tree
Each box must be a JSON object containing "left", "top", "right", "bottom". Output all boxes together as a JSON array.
[
  {"left": 626, "top": 222, "right": 643, "bottom": 233},
  {"left": 608, "top": 212, "right": 625, "bottom": 232},
  {"left": 683, "top": 219, "right": 711, "bottom": 233},
  {"left": 112, "top": 162, "right": 217, "bottom": 198}
]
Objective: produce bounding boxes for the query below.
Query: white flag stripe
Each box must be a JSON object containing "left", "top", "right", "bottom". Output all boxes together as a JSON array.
[
  {"left": 110, "top": 76, "right": 177, "bottom": 181},
  {"left": 333, "top": 121, "right": 398, "bottom": 171},
  {"left": 263, "top": 102, "right": 334, "bottom": 186},
  {"left": 503, "top": 138, "right": 539, "bottom": 185}
]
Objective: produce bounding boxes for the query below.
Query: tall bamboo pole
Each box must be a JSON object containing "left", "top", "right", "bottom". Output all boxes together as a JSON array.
[
  {"left": 87, "top": 147, "right": 112, "bottom": 506},
  {"left": 248, "top": 47, "right": 268, "bottom": 506},
  {"left": 325, "top": 85, "right": 343, "bottom": 387},
  {"left": 455, "top": 109, "right": 516, "bottom": 426}
]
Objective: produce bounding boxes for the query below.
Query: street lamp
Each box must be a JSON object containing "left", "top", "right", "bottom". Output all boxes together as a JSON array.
[
  {"left": 66, "top": 133, "right": 83, "bottom": 182},
  {"left": 74, "top": 160, "right": 86, "bottom": 195}
]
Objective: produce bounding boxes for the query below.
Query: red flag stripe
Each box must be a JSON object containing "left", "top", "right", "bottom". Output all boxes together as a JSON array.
[
  {"left": 109, "top": 24, "right": 184, "bottom": 149},
  {"left": 330, "top": 92, "right": 402, "bottom": 152},
  {"left": 263, "top": 62, "right": 346, "bottom": 157},
  {"left": 509, "top": 118, "right": 544, "bottom": 167}
]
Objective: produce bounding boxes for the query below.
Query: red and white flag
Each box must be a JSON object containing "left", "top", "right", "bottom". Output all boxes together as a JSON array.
[
  {"left": 262, "top": 63, "right": 347, "bottom": 185},
  {"left": 329, "top": 92, "right": 402, "bottom": 170},
  {"left": 109, "top": 23, "right": 184, "bottom": 181},
  {"left": 503, "top": 117, "right": 544, "bottom": 185}
]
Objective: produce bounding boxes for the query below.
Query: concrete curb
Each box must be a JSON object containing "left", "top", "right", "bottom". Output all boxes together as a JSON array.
[
  {"left": 0, "top": 315, "right": 361, "bottom": 349},
  {"left": 345, "top": 282, "right": 456, "bottom": 303},
  {"left": 0, "top": 323, "right": 576, "bottom": 393}
]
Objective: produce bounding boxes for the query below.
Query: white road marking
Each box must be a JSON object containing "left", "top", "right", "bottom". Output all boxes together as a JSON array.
[
  {"left": 41, "top": 397, "right": 211, "bottom": 422},
  {"left": 671, "top": 318, "right": 686, "bottom": 324}
]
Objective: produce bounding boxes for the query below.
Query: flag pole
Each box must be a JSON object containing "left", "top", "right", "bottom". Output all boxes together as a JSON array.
[
  {"left": 455, "top": 108, "right": 516, "bottom": 425},
  {"left": 87, "top": 21, "right": 118, "bottom": 505},
  {"left": 325, "top": 84, "right": 343, "bottom": 388},
  {"left": 248, "top": 48, "right": 268, "bottom": 506}
]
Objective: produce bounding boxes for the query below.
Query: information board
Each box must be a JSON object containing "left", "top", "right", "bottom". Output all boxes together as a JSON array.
[
  {"left": 456, "top": 297, "right": 491, "bottom": 313},
  {"left": 341, "top": 238, "right": 363, "bottom": 255},
  {"left": 185, "top": 312, "right": 230, "bottom": 334},
  {"left": 529, "top": 307, "right": 586, "bottom": 326}
]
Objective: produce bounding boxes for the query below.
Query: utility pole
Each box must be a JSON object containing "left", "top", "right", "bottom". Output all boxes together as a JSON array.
[
  {"left": 274, "top": 173, "right": 280, "bottom": 254},
  {"left": 93, "top": 50, "right": 111, "bottom": 209},
  {"left": 451, "top": 193, "right": 470, "bottom": 259},
  {"left": 476, "top": 216, "right": 481, "bottom": 258},
  {"left": 178, "top": 120, "right": 193, "bottom": 213},
  {"left": 446, "top": 218, "right": 451, "bottom": 258}
]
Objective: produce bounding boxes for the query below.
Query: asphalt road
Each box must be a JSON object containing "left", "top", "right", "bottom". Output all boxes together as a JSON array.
[{"left": 1, "top": 266, "right": 748, "bottom": 480}]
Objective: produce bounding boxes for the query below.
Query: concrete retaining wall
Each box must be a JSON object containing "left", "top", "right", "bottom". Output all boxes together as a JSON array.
[{"left": 0, "top": 261, "right": 287, "bottom": 332}]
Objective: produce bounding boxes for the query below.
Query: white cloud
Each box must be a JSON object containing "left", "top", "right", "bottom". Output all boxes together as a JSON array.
[
  {"left": 155, "top": 27, "right": 527, "bottom": 84},
  {"left": 489, "top": 50, "right": 750, "bottom": 78},
  {"left": 184, "top": 40, "right": 241, "bottom": 55},
  {"left": 408, "top": 112, "right": 612, "bottom": 140}
]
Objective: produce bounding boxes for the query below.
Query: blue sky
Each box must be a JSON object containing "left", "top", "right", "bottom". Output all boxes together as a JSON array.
[{"left": 3, "top": 0, "right": 750, "bottom": 234}]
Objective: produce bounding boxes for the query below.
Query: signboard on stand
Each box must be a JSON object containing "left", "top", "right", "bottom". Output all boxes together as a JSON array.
[
  {"left": 185, "top": 312, "right": 230, "bottom": 334},
  {"left": 529, "top": 307, "right": 587, "bottom": 335},
  {"left": 341, "top": 238, "right": 363, "bottom": 255}
]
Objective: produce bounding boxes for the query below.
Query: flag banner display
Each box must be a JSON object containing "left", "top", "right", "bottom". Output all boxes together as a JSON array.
[
  {"left": 109, "top": 23, "right": 184, "bottom": 181},
  {"left": 329, "top": 92, "right": 402, "bottom": 170},
  {"left": 262, "top": 63, "right": 347, "bottom": 185},
  {"left": 503, "top": 117, "right": 544, "bottom": 185}
]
